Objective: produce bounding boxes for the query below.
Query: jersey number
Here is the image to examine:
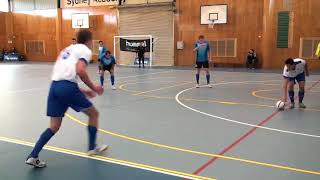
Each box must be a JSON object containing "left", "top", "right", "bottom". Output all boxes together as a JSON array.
[{"left": 62, "top": 51, "right": 71, "bottom": 60}]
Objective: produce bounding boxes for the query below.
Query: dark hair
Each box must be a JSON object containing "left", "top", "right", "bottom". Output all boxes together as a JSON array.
[
  {"left": 285, "top": 58, "right": 294, "bottom": 65},
  {"left": 72, "top": 38, "right": 76, "bottom": 41},
  {"left": 99, "top": 40, "right": 103, "bottom": 43},
  {"left": 199, "top": 35, "right": 205, "bottom": 39},
  {"left": 106, "top": 50, "right": 111, "bottom": 55},
  {"left": 76, "top": 30, "right": 92, "bottom": 44}
]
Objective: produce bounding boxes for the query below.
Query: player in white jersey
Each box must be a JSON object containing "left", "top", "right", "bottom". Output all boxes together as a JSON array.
[
  {"left": 26, "top": 30, "right": 108, "bottom": 168},
  {"left": 282, "top": 58, "right": 309, "bottom": 109}
]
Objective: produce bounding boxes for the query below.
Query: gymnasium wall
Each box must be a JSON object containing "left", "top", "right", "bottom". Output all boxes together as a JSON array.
[
  {"left": 174, "top": 0, "right": 264, "bottom": 67},
  {"left": 0, "top": 12, "right": 8, "bottom": 50},
  {"left": 61, "top": 7, "right": 118, "bottom": 62},
  {"left": 262, "top": 0, "right": 320, "bottom": 70},
  {"left": 7, "top": 6, "right": 117, "bottom": 62},
  {"left": 11, "top": 10, "right": 58, "bottom": 61},
  {"left": 175, "top": 0, "right": 320, "bottom": 70},
  {"left": 3, "top": 0, "right": 320, "bottom": 70}
]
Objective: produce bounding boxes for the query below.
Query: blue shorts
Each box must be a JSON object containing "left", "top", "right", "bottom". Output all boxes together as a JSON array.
[
  {"left": 283, "top": 72, "right": 305, "bottom": 83},
  {"left": 47, "top": 80, "right": 93, "bottom": 117}
]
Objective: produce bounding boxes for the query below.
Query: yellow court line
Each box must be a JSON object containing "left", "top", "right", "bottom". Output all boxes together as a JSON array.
[
  {"left": 133, "top": 82, "right": 193, "bottom": 96},
  {"left": 252, "top": 88, "right": 320, "bottom": 101},
  {"left": 119, "top": 83, "right": 320, "bottom": 112},
  {"left": 0, "top": 136, "right": 215, "bottom": 180},
  {"left": 252, "top": 89, "right": 280, "bottom": 101},
  {"left": 238, "top": 82, "right": 281, "bottom": 86},
  {"left": 65, "top": 113, "right": 320, "bottom": 175},
  {"left": 183, "top": 98, "right": 275, "bottom": 108}
]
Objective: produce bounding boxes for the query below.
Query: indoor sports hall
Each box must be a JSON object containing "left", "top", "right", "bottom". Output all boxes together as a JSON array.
[{"left": 0, "top": 1, "right": 320, "bottom": 180}]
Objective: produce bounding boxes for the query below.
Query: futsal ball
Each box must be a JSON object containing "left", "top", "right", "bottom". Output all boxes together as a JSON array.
[{"left": 276, "top": 100, "right": 285, "bottom": 110}]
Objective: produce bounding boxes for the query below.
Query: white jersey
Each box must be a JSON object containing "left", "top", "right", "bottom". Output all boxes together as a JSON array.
[
  {"left": 51, "top": 44, "right": 92, "bottom": 83},
  {"left": 283, "top": 58, "right": 306, "bottom": 78}
]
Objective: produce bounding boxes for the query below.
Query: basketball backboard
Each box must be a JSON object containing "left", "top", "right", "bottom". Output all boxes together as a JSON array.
[
  {"left": 201, "top": 5, "right": 227, "bottom": 25},
  {"left": 71, "top": 13, "right": 89, "bottom": 29}
]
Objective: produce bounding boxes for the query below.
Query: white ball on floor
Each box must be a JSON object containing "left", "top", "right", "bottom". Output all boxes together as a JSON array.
[{"left": 276, "top": 100, "right": 285, "bottom": 110}]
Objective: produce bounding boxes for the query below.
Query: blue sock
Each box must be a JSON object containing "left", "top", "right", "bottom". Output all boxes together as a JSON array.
[
  {"left": 206, "top": 74, "right": 210, "bottom": 84},
  {"left": 196, "top": 74, "right": 200, "bottom": 84},
  {"left": 299, "top": 90, "right": 305, "bottom": 103},
  {"left": 88, "top": 125, "right": 97, "bottom": 150},
  {"left": 110, "top": 75, "right": 115, "bottom": 86},
  {"left": 100, "top": 76, "right": 104, "bottom": 86},
  {"left": 30, "top": 128, "right": 55, "bottom": 158},
  {"left": 288, "top": 90, "right": 295, "bottom": 103}
]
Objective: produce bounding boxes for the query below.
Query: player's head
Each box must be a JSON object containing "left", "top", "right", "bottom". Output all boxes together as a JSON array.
[
  {"left": 72, "top": 38, "right": 76, "bottom": 45},
  {"left": 105, "top": 50, "right": 111, "bottom": 58},
  {"left": 199, "top": 35, "right": 205, "bottom": 42},
  {"left": 77, "top": 30, "right": 92, "bottom": 47},
  {"left": 285, "top": 58, "right": 295, "bottom": 71},
  {"left": 99, "top": 40, "right": 103, "bottom": 46}
]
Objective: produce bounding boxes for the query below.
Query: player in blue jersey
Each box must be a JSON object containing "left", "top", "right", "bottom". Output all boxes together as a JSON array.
[
  {"left": 193, "top": 35, "right": 212, "bottom": 88},
  {"left": 99, "top": 51, "right": 117, "bottom": 90}
]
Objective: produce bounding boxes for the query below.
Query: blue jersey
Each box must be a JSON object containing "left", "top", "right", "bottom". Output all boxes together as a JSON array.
[
  {"left": 98, "top": 46, "right": 107, "bottom": 60},
  {"left": 101, "top": 55, "right": 116, "bottom": 66},
  {"left": 194, "top": 41, "right": 210, "bottom": 62}
]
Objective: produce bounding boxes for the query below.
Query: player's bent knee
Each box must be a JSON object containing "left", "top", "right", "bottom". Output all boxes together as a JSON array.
[
  {"left": 50, "top": 123, "right": 61, "bottom": 133},
  {"left": 85, "top": 106, "right": 99, "bottom": 119}
]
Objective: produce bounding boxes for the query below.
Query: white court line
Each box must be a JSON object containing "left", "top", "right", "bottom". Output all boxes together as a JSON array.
[
  {"left": 175, "top": 80, "right": 320, "bottom": 139},
  {"left": 0, "top": 136, "right": 213, "bottom": 180}
]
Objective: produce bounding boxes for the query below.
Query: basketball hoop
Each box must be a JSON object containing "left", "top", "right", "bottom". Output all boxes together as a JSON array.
[{"left": 208, "top": 19, "right": 216, "bottom": 29}]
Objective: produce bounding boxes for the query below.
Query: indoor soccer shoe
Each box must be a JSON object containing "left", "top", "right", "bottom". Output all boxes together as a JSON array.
[
  {"left": 207, "top": 84, "right": 212, "bottom": 88},
  {"left": 25, "top": 157, "right": 46, "bottom": 168},
  {"left": 299, "top": 103, "right": 306, "bottom": 109},
  {"left": 289, "top": 103, "right": 295, "bottom": 109},
  {"left": 111, "top": 86, "right": 116, "bottom": 90},
  {"left": 196, "top": 84, "right": 200, "bottom": 88},
  {"left": 87, "top": 145, "right": 109, "bottom": 156}
]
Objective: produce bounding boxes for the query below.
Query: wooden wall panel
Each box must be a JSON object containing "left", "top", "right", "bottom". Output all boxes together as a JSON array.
[
  {"left": 262, "top": 0, "right": 320, "bottom": 70},
  {"left": 2, "top": 0, "right": 319, "bottom": 70},
  {"left": 0, "top": 12, "right": 7, "bottom": 50},
  {"left": 12, "top": 10, "right": 57, "bottom": 61},
  {"left": 5, "top": 7, "right": 117, "bottom": 62},
  {"left": 175, "top": 0, "right": 320, "bottom": 70},
  {"left": 175, "top": 0, "right": 264, "bottom": 67}
]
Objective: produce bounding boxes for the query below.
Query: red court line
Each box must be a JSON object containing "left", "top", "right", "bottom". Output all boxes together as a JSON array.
[
  {"left": 193, "top": 111, "right": 279, "bottom": 175},
  {"left": 191, "top": 79, "right": 320, "bottom": 176}
]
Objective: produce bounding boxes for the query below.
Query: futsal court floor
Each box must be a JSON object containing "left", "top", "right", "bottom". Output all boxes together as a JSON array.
[{"left": 0, "top": 63, "right": 319, "bottom": 180}]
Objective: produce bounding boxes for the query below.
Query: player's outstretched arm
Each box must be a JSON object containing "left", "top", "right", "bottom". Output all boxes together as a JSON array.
[
  {"left": 282, "top": 78, "right": 289, "bottom": 102},
  {"left": 80, "top": 89, "right": 96, "bottom": 98},
  {"left": 305, "top": 63, "right": 310, "bottom": 77},
  {"left": 76, "top": 60, "right": 104, "bottom": 95}
]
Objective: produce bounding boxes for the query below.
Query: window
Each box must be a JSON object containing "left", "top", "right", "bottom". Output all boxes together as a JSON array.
[
  {"left": 209, "top": 39, "right": 237, "bottom": 57},
  {"left": 24, "top": 40, "right": 45, "bottom": 55},
  {"left": 0, "top": 0, "right": 9, "bottom": 12},
  {"left": 300, "top": 38, "right": 320, "bottom": 59}
]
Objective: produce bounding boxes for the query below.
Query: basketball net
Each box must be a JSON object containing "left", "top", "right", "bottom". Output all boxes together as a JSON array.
[{"left": 208, "top": 20, "right": 215, "bottom": 29}]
